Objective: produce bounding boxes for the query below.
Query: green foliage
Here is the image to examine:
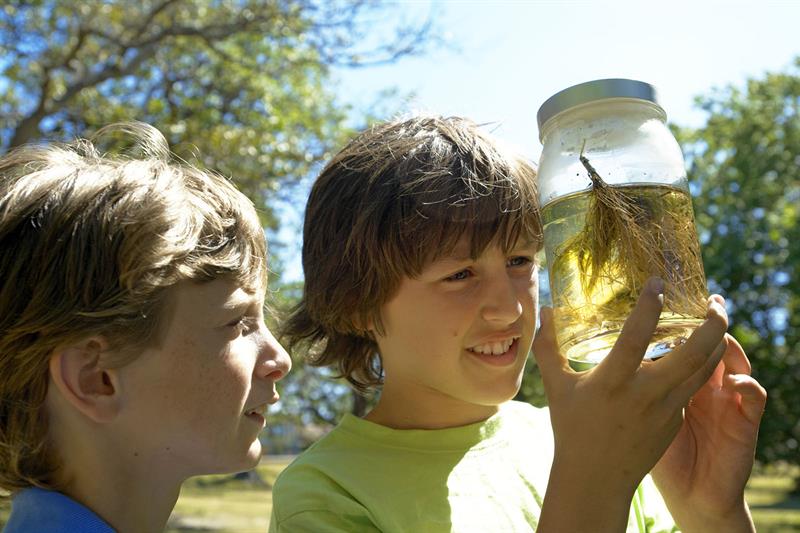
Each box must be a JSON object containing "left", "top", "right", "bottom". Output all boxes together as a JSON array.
[
  {"left": 0, "top": 0, "right": 434, "bottom": 227},
  {"left": 678, "top": 58, "right": 800, "bottom": 465}
]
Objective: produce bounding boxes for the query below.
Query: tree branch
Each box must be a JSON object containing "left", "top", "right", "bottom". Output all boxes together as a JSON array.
[
  {"left": 8, "top": 75, "right": 51, "bottom": 148},
  {"left": 54, "top": 43, "right": 158, "bottom": 107}
]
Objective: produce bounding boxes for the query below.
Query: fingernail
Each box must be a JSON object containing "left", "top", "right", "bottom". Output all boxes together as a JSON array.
[
  {"left": 647, "top": 277, "right": 664, "bottom": 296},
  {"left": 708, "top": 300, "right": 726, "bottom": 318}
]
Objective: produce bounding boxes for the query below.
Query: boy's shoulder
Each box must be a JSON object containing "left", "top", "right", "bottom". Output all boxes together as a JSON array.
[
  {"left": 500, "top": 400, "right": 554, "bottom": 448},
  {"left": 4, "top": 488, "right": 115, "bottom": 533},
  {"left": 269, "top": 414, "right": 380, "bottom": 528}
]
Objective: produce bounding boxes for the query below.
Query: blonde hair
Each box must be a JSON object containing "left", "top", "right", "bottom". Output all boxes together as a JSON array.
[
  {"left": 283, "top": 115, "right": 542, "bottom": 392},
  {"left": 0, "top": 122, "right": 266, "bottom": 493}
]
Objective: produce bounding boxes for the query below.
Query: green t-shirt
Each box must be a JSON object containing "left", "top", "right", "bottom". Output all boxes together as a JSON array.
[{"left": 269, "top": 401, "right": 678, "bottom": 532}]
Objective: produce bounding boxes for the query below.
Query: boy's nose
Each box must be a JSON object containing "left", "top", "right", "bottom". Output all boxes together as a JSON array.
[
  {"left": 481, "top": 274, "right": 523, "bottom": 324},
  {"left": 256, "top": 328, "right": 292, "bottom": 382}
]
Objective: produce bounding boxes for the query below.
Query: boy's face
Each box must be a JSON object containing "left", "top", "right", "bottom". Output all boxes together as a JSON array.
[
  {"left": 114, "top": 278, "right": 291, "bottom": 477},
  {"left": 372, "top": 236, "right": 539, "bottom": 427}
]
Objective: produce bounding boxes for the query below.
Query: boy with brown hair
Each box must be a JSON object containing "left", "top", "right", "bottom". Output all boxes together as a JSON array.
[
  {"left": 270, "top": 115, "right": 766, "bottom": 532},
  {"left": 0, "top": 122, "right": 291, "bottom": 533}
]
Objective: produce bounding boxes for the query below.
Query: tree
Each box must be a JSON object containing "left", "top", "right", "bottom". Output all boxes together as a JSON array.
[
  {"left": 0, "top": 0, "right": 435, "bottom": 227},
  {"left": 677, "top": 58, "right": 800, "bottom": 469}
]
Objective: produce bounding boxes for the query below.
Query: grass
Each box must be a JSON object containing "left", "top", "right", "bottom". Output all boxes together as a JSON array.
[
  {"left": 165, "top": 461, "right": 285, "bottom": 533},
  {"left": 1, "top": 460, "right": 798, "bottom": 531},
  {"left": 745, "top": 464, "right": 800, "bottom": 533}
]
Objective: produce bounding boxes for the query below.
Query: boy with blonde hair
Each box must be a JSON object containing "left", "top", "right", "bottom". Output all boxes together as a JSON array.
[
  {"left": 270, "top": 115, "right": 766, "bottom": 531},
  {"left": 0, "top": 123, "right": 291, "bottom": 533}
]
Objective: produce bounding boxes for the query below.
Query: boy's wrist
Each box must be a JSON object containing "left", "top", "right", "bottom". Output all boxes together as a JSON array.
[
  {"left": 538, "top": 456, "right": 639, "bottom": 532},
  {"left": 550, "top": 451, "right": 642, "bottom": 497},
  {"left": 674, "top": 499, "right": 755, "bottom": 533}
]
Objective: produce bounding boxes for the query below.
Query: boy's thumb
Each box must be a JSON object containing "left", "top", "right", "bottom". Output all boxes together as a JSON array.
[{"left": 532, "top": 307, "right": 570, "bottom": 391}]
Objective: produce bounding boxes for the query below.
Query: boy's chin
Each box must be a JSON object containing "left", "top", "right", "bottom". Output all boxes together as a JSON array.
[
  {"left": 213, "top": 440, "right": 264, "bottom": 474},
  {"left": 244, "top": 440, "right": 264, "bottom": 466}
]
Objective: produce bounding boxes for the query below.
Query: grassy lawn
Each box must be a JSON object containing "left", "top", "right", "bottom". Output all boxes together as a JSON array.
[
  {"left": 165, "top": 461, "right": 286, "bottom": 532},
  {"left": 745, "top": 464, "right": 800, "bottom": 533},
  {"left": 1, "top": 460, "right": 798, "bottom": 531}
]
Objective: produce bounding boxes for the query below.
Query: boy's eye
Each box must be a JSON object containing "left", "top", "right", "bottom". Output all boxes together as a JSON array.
[
  {"left": 508, "top": 256, "right": 533, "bottom": 268},
  {"left": 227, "top": 316, "right": 260, "bottom": 334},
  {"left": 444, "top": 269, "right": 472, "bottom": 282}
]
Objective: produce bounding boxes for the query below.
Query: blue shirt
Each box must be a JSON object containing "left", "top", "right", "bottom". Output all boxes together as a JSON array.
[{"left": 3, "top": 488, "right": 115, "bottom": 533}]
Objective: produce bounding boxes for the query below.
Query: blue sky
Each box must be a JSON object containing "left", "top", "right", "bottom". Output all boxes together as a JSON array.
[
  {"left": 337, "top": 0, "right": 800, "bottom": 157},
  {"left": 277, "top": 0, "right": 800, "bottom": 280}
]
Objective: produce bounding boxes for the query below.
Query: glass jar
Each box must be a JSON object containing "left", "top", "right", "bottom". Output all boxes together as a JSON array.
[{"left": 536, "top": 79, "right": 708, "bottom": 370}]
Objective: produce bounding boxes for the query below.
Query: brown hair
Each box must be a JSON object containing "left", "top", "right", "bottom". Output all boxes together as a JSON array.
[
  {"left": 284, "top": 115, "right": 541, "bottom": 392},
  {"left": 0, "top": 122, "right": 266, "bottom": 493}
]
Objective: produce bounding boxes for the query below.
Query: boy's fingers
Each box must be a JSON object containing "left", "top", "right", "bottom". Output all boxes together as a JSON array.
[
  {"left": 600, "top": 277, "right": 663, "bottom": 381},
  {"left": 703, "top": 351, "right": 726, "bottom": 391},
  {"left": 655, "top": 297, "right": 729, "bottom": 393},
  {"left": 721, "top": 333, "right": 752, "bottom": 376},
  {"left": 532, "top": 307, "right": 572, "bottom": 393},
  {"left": 697, "top": 331, "right": 750, "bottom": 393},
  {"left": 725, "top": 374, "right": 768, "bottom": 426},
  {"left": 668, "top": 339, "right": 726, "bottom": 404}
]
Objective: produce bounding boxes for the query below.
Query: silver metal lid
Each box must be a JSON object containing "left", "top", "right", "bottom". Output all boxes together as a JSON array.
[{"left": 537, "top": 78, "right": 660, "bottom": 138}]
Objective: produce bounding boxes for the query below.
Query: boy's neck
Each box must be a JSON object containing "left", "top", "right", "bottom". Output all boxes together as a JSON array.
[
  {"left": 64, "top": 472, "right": 181, "bottom": 533},
  {"left": 49, "top": 411, "right": 183, "bottom": 532},
  {"left": 364, "top": 385, "right": 501, "bottom": 430}
]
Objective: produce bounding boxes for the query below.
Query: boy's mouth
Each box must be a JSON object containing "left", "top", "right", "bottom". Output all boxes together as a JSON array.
[
  {"left": 467, "top": 335, "right": 520, "bottom": 355},
  {"left": 244, "top": 403, "right": 268, "bottom": 426}
]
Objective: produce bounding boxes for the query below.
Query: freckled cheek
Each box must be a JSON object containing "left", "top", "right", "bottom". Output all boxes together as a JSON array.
[{"left": 178, "top": 341, "right": 243, "bottom": 424}]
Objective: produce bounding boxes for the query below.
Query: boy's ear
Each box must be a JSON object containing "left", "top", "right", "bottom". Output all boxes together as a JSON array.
[{"left": 48, "top": 337, "right": 121, "bottom": 424}]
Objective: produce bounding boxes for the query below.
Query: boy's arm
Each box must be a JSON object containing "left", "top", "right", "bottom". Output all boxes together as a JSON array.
[
  {"left": 650, "top": 329, "right": 765, "bottom": 533},
  {"left": 533, "top": 278, "right": 732, "bottom": 532}
]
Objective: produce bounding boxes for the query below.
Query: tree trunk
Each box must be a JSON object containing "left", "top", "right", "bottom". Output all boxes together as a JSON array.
[{"left": 9, "top": 111, "right": 47, "bottom": 149}]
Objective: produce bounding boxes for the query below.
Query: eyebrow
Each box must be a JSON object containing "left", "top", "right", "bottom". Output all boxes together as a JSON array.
[
  {"left": 437, "top": 238, "right": 539, "bottom": 263},
  {"left": 431, "top": 249, "right": 472, "bottom": 266},
  {"left": 513, "top": 238, "right": 540, "bottom": 250}
]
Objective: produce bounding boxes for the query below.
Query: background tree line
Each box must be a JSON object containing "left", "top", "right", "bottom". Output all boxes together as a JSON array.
[{"left": 1, "top": 0, "right": 796, "bottom": 474}]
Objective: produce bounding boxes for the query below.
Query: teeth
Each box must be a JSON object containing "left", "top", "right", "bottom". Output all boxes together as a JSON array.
[{"left": 469, "top": 337, "right": 516, "bottom": 355}]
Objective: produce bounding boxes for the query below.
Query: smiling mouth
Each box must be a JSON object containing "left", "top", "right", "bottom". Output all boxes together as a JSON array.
[{"left": 467, "top": 336, "right": 520, "bottom": 355}]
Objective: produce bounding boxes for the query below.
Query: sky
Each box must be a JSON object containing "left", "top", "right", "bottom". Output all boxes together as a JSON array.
[{"left": 277, "top": 0, "right": 800, "bottom": 281}]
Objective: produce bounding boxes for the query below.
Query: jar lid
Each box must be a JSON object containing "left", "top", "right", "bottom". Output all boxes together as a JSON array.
[{"left": 537, "top": 78, "right": 660, "bottom": 139}]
